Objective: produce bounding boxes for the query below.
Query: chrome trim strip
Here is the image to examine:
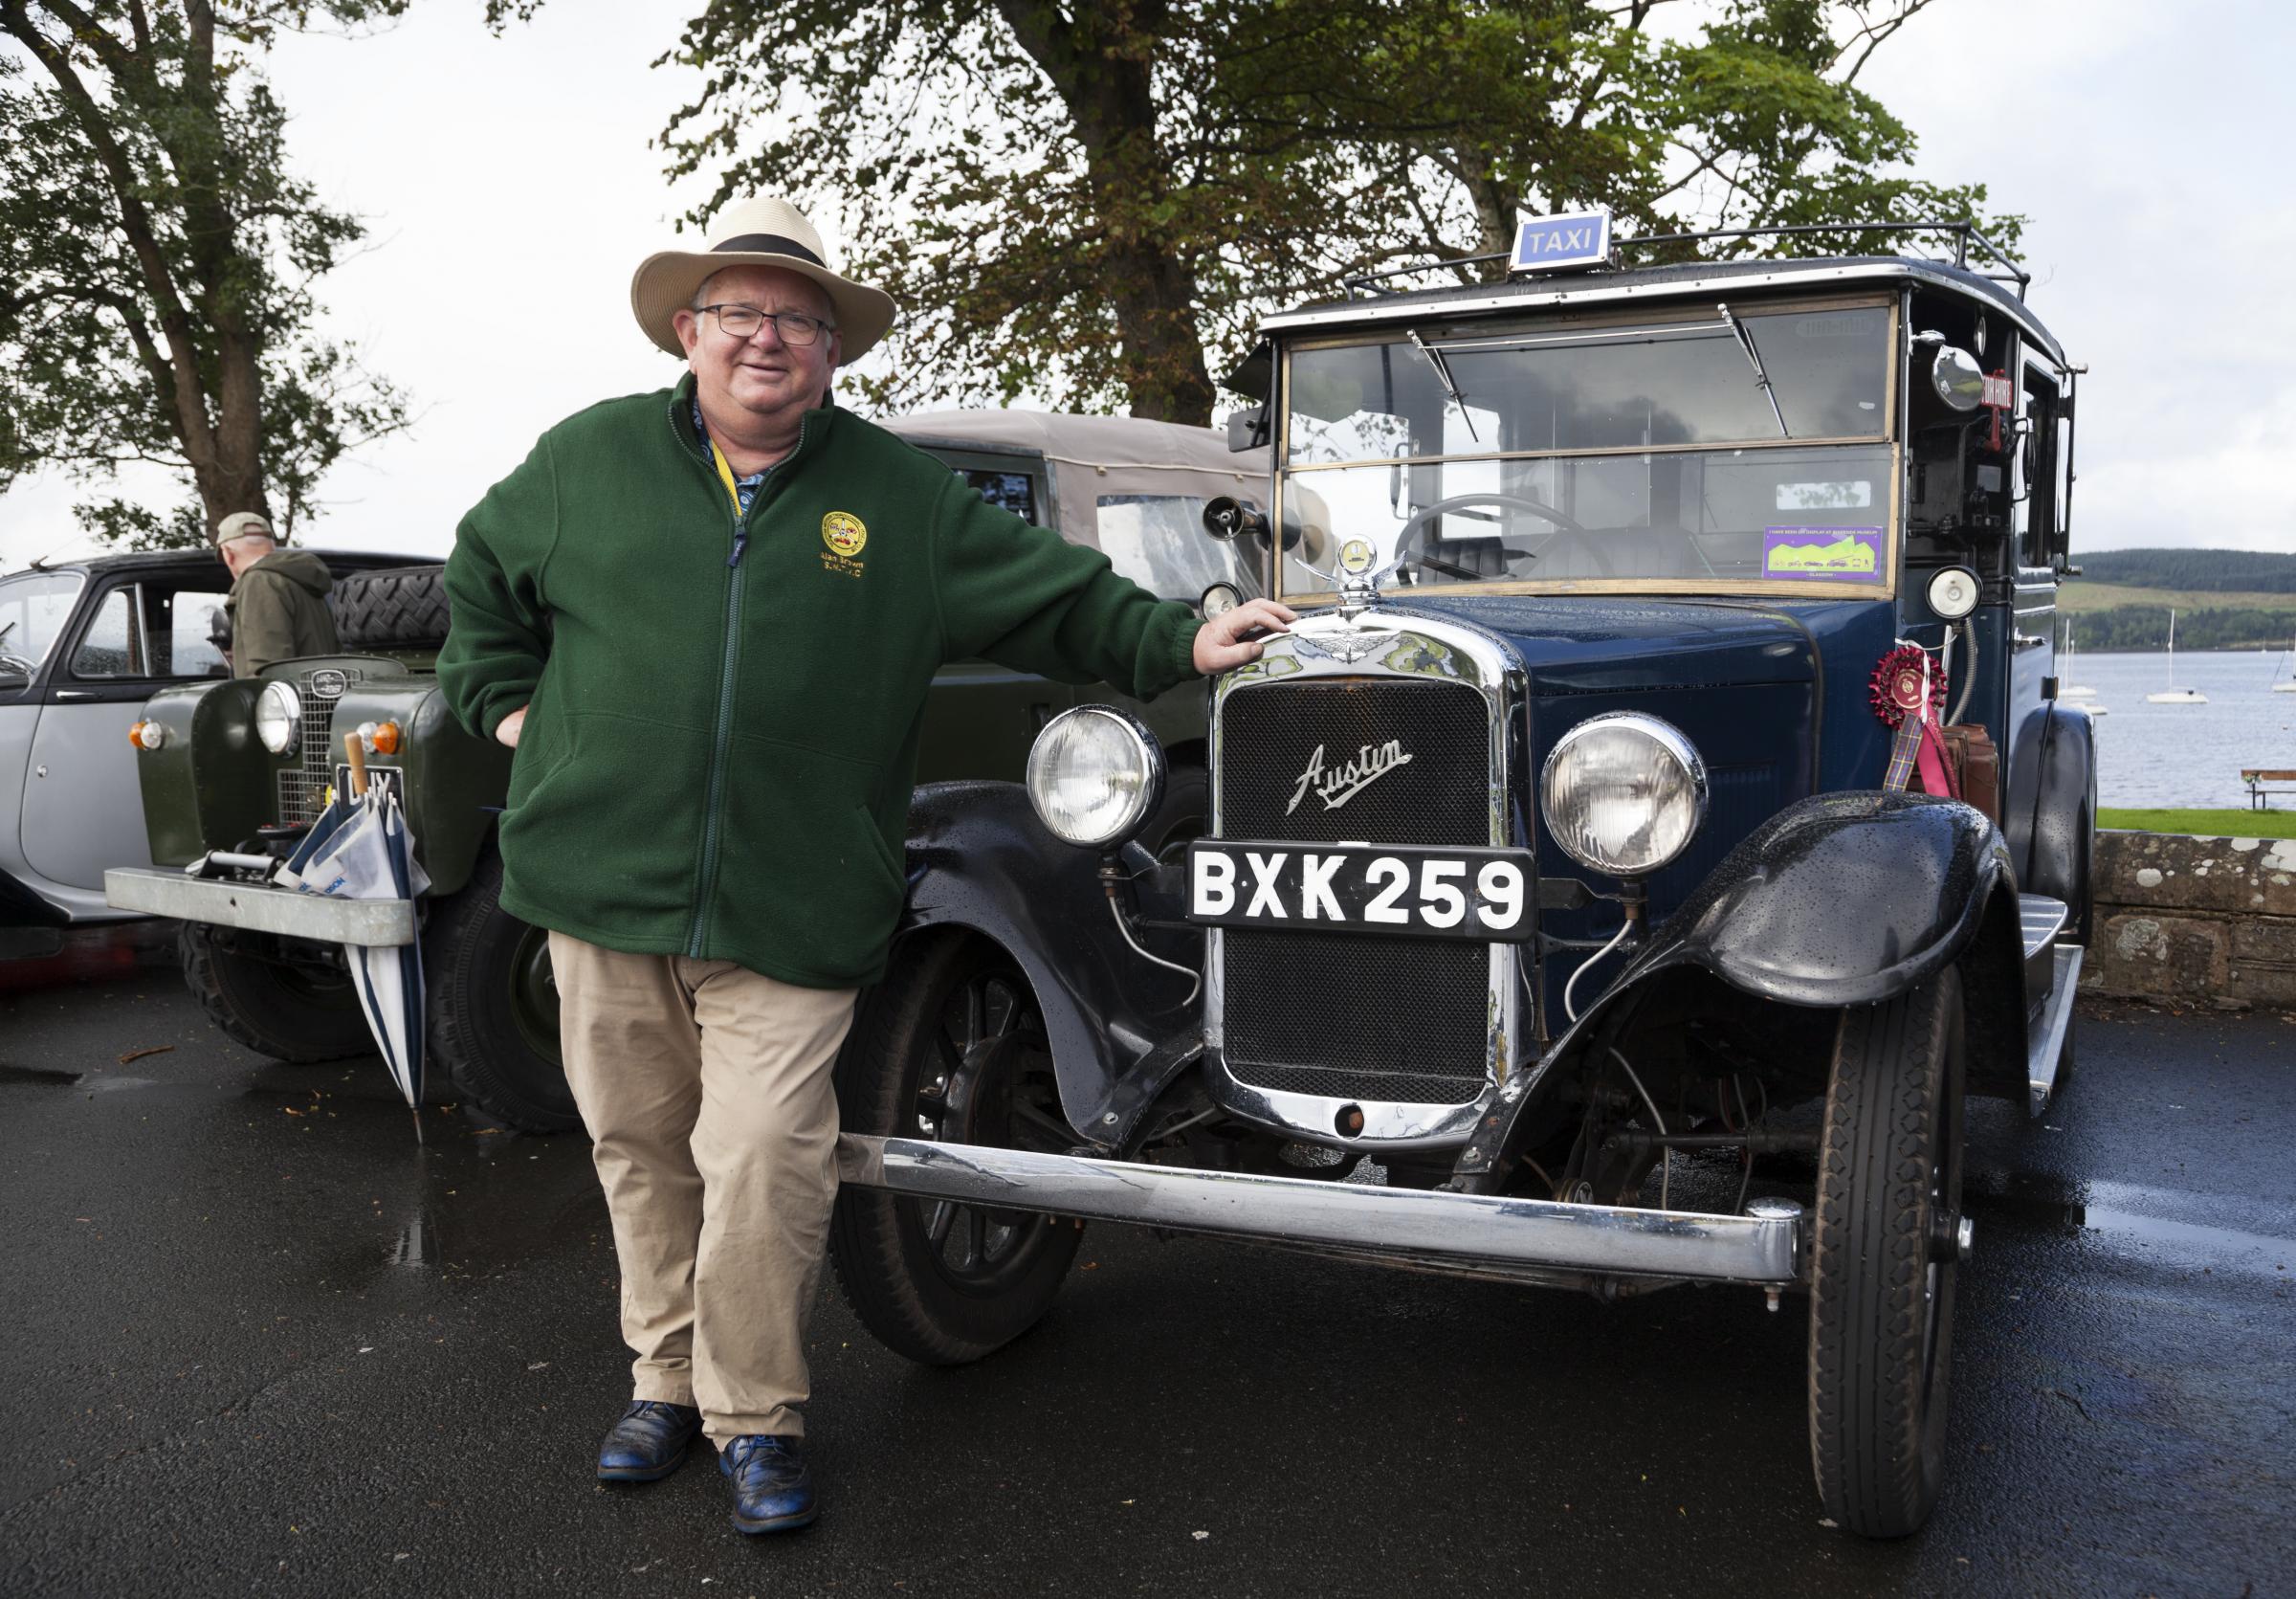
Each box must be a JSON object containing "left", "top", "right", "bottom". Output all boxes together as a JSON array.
[
  {"left": 1206, "top": 610, "right": 1521, "bottom": 1143},
  {"left": 104, "top": 866, "right": 415, "bottom": 946},
  {"left": 1259, "top": 260, "right": 2065, "bottom": 365},
  {"left": 2027, "top": 944, "right": 2083, "bottom": 1117},
  {"left": 845, "top": 1135, "right": 1802, "bottom": 1285}
]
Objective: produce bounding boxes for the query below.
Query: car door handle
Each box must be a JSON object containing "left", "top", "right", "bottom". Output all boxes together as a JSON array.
[{"left": 52, "top": 689, "right": 99, "bottom": 700}]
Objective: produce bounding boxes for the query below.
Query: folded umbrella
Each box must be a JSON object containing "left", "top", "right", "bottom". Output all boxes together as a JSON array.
[{"left": 298, "top": 734, "right": 430, "bottom": 1139}]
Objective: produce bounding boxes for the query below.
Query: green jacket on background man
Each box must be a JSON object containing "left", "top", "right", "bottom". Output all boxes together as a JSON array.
[
  {"left": 437, "top": 376, "right": 1203, "bottom": 989},
  {"left": 229, "top": 550, "right": 340, "bottom": 678}
]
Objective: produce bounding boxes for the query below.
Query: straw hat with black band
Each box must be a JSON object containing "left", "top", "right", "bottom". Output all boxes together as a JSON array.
[{"left": 629, "top": 197, "right": 895, "bottom": 364}]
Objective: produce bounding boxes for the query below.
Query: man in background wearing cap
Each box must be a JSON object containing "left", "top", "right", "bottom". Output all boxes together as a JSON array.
[
  {"left": 213, "top": 511, "right": 340, "bottom": 677},
  {"left": 438, "top": 197, "right": 1292, "bottom": 1536}
]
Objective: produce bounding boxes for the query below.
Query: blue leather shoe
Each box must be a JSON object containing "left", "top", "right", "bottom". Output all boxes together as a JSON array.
[
  {"left": 719, "top": 1434, "right": 817, "bottom": 1534},
  {"left": 596, "top": 1400, "right": 702, "bottom": 1483}
]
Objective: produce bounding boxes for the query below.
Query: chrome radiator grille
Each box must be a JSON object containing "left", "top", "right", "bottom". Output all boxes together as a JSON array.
[
  {"left": 1217, "top": 677, "right": 1495, "bottom": 1106},
  {"left": 276, "top": 668, "right": 360, "bottom": 825}
]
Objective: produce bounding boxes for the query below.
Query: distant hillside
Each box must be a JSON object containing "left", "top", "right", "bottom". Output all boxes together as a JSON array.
[
  {"left": 2079, "top": 548, "right": 2296, "bottom": 592},
  {"left": 2072, "top": 606, "right": 2296, "bottom": 653}
]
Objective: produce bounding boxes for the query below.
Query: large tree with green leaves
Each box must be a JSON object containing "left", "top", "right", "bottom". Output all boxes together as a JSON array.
[
  {"left": 0, "top": 0, "right": 420, "bottom": 548},
  {"left": 655, "top": 0, "right": 2015, "bottom": 427}
]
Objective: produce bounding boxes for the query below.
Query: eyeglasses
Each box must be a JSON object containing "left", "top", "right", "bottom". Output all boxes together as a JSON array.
[{"left": 697, "top": 303, "right": 834, "bottom": 346}]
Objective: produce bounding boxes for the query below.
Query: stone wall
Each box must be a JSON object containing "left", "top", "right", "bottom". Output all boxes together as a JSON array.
[{"left": 2084, "top": 831, "right": 2296, "bottom": 1009}]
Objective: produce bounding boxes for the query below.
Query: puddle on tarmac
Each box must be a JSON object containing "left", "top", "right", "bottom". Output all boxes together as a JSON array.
[
  {"left": 1968, "top": 1170, "right": 2292, "bottom": 1277},
  {"left": 0, "top": 1062, "right": 85, "bottom": 1086}
]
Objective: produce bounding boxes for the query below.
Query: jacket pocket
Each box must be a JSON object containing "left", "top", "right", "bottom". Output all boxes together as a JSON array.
[
  {"left": 497, "top": 711, "right": 712, "bottom": 929},
  {"left": 853, "top": 802, "right": 907, "bottom": 896},
  {"left": 713, "top": 736, "right": 905, "bottom": 978}
]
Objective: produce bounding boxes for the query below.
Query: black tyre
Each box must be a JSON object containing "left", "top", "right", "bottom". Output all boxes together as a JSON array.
[
  {"left": 1808, "top": 966, "right": 1968, "bottom": 1540},
  {"left": 830, "top": 933, "right": 1083, "bottom": 1365},
  {"left": 332, "top": 565, "right": 450, "bottom": 651},
  {"left": 178, "top": 921, "right": 370, "bottom": 1062},
  {"left": 424, "top": 845, "right": 576, "bottom": 1132}
]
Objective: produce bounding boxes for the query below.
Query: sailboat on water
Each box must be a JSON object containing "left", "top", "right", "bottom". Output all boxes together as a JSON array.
[
  {"left": 2146, "top": 610, "right": 2208, "bottom": 704},
  {"left": 2271, "top": 635, "right": 2296, "bottom": 692},
  {"left": 2059, "top": 620, "right": 2103, "bottom": 713}
]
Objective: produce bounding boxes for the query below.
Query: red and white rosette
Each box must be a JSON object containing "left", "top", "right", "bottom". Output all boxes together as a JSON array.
[{"left": 1869, "top": 644, "right": 1959, "bottom": 799}]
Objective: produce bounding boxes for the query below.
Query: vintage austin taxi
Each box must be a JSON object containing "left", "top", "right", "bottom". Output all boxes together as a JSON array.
[{"left": 824, "top": 216, "right": 2091, "bottom": 1540}]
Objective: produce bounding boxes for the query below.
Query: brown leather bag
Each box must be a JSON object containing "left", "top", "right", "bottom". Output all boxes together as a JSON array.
[{"left": 1940, "top": 723, "right": 1999, "bottom": 822}]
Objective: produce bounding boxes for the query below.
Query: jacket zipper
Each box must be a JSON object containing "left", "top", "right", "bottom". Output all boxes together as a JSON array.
[{"left": 673, "top": 394, "right": 782, "bottom": 958}]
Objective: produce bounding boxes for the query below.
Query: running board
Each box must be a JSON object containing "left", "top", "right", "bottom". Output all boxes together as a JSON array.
[
  {"left": 839, "top": 1135, "right": 1803, "bottom": 1286},
  {"left": 2026, "top": 944, "right": 2084, "bottom": 1116}
]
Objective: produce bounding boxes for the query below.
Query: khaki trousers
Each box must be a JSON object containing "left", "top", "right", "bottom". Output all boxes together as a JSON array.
[{"left": 550, "top": 932, "right": 858, "bottom": 1443}]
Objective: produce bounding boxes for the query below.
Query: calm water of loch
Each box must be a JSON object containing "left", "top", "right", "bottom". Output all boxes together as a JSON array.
[{"left": 2058, "top": 651, "right": 2296, "bottom": 809}]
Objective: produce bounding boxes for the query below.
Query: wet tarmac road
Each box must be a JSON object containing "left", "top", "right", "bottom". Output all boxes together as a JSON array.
[{"left": 2, "top": 966, "right": 2289, "bottom": 1598}]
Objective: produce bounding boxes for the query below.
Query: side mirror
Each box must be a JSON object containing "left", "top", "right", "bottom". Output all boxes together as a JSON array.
[
  {"left": 1918, "top": 334, "right": 1985, "bottom": 411},
  {"left": 1225, "top": 406, "right": 1269, "bottom": 453},
  {"left": 1202, "top": 496, "right": 1271, "bottom": 543}
]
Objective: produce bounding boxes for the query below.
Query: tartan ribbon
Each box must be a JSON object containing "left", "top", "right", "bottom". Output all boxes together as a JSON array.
[{"left": 1870, "top": 644, "right": 1958, "bottom": 799}]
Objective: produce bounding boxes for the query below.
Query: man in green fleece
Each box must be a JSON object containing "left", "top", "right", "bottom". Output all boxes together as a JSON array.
[
  {"left": 438, "top": 196, "right": 1292, "bottom": 1535},
  {"left": 212, "top": 511, "right": 341, "bottom": 677}
]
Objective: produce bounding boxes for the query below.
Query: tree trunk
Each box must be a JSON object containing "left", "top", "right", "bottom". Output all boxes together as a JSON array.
[{"left": 993, "top": 0, "right": 1216, "bottom": 426}]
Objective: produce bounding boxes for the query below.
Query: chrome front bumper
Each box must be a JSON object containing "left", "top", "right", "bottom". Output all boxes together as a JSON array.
[
  {"left": 839, "top": 1135, "right": 1803, "bottom": 1286},
  {"left": 104, "top": 867, "right": 415, "bottom": 947}
]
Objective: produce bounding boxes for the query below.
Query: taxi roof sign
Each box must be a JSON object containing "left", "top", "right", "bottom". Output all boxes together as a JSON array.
[{"left": 1509, "top": 207, "right": 1613, "bottom": 275}]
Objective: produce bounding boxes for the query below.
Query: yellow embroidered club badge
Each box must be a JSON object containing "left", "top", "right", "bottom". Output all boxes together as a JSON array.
[{"left": 822, "top": 512, "right": 868, "bottom": 558}]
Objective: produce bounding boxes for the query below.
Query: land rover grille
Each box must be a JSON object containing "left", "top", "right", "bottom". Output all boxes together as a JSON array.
[
  {"left": 276, "top": 667, "right": 362, "bottom": 826},
  {"left": 1215, "top": 673, "right": 1498, "bottom": 1107}
]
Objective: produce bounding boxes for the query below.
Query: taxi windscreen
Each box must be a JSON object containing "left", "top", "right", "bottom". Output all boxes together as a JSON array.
[{"left": 1279, "top": 303, "right": 1894, "bottom": 592}]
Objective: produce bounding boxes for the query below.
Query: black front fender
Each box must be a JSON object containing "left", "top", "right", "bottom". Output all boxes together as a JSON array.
[
  {"left": 1647, "top": 788, "right": 2013, "bottom": 1009},
  {"left": 894, "top": 782, "right": 1199, "bottom": 1150},
  {"left": 1451, "top": 790, "right": 2014, "bottom": 1192}
]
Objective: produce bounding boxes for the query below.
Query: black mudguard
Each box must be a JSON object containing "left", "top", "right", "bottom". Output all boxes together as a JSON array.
[
  {"left": 893, "top": 781, "right": 1199, "bottom": 1151},
  {"left": 1637, "top": 788, "right": 2013, "bottom": 1010},
  {"left": 2017, "top": 702, "right": 2098, "bottom": 944},
  {"left": 1452, "top": 790, "right": 2017, "bottom": 1191}
]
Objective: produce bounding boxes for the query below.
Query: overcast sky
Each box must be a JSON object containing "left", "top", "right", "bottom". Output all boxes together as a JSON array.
[{"left": 2, "top": 0, "right": 2289, "bottom": 568}]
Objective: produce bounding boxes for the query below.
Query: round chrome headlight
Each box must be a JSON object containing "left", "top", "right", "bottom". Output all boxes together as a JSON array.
[
  {"left": 1541, "top": 713, "right": 1708, "bottom": 878},
  {"left": 1026, "top": 706, "right": 1166, "bottom": 849},
  {"left": 1926, "top": 565, "right": 1981, "bottom": 621},
  {"left": 255, "top": 679, "right": 302, "bottom": 755}
]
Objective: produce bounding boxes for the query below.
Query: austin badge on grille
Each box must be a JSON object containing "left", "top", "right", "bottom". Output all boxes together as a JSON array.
[{"left": 1287, "top": 739, "right": 1415, "bottom": 814}]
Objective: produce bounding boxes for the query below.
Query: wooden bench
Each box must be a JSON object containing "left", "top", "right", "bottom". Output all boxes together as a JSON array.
[{"left": 2241, "top": 768, "right": 2296, "bottom": 810}]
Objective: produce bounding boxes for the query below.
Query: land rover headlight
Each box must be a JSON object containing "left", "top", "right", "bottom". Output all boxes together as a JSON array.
[
  {"left": 1541, "top": 713, "right": 1708, "bottom": 878},
  {"left": 255, "top": 679, "right": 302, "bottom": 755},
  {"left": 1027, "top": 705, "right": 1166, "bottom": 849}
]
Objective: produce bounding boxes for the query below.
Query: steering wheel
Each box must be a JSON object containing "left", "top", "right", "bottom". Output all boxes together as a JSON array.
[{"left": 1394, "top": 492, "right": 1597, "bottom": 580}]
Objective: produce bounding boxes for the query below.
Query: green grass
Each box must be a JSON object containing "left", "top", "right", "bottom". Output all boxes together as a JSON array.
[{"left": 2098, "top": 807, "right": 2296, "bottom": 838}]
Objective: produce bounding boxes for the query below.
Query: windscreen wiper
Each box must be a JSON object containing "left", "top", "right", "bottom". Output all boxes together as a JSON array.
[
  {"left": 1717, "top": 302, "right": 1789, "bottom": 437},
  {"left": 1405, "top": 329, "right": 1479, "bottom": 443}
]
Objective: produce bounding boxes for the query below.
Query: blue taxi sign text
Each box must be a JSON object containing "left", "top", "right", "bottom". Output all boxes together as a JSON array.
[{"left": 1509, "top": 207, "right": 1613, "bottom": 274}]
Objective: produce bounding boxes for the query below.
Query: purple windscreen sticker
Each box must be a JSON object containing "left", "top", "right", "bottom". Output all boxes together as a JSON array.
[{"left": 1763, "top": 525, "right": 1884, "bottom": 582}]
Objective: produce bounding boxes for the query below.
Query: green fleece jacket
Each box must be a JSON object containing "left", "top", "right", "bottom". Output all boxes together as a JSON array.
[
  {"left": 229, "top": 549, "right": 340, "bottom": 677},
  {"left": 438, "top": 377, "right": 1203, "bottom": 988}
]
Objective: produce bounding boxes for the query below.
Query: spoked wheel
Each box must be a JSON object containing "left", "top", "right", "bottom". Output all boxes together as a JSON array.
[
  {"left": 1808, "top": 966, "right": 1969, "bottom": 1539},
  {"left": 830, "top": 934, "right": 1083, "bottom": 1365}
]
